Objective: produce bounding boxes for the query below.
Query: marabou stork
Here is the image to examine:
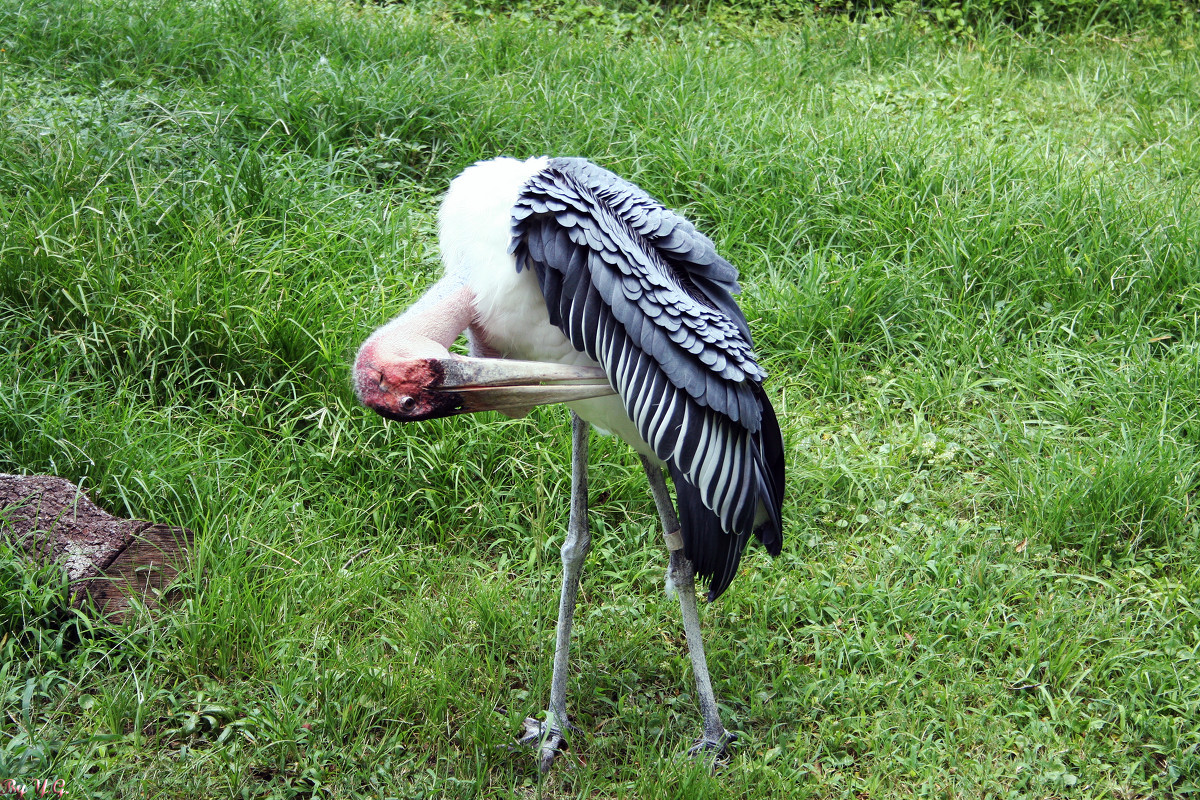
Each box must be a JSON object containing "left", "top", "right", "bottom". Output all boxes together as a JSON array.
[{"left": 354, "top": 156, "right": 784, "bottom": 769}]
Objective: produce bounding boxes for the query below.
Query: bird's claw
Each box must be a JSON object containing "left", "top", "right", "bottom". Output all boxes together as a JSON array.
[
  {"left": 516, "top": 715, "right": 576, "bottom": 773},
  {"left": 687, "top": 729, "right": 737, "bottom": 765}
]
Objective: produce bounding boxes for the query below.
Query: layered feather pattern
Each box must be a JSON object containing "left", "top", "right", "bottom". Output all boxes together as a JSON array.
[{"left": 510, "top": 157, "right": 784, "bottom": 599}]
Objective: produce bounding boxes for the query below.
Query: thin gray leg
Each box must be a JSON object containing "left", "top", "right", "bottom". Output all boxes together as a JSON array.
[
  {"left": 639, "top": 457, "right": 734, "bottom": 759},
  {"left": 519, "top": 411, "right": 591, "bottom": 772}
]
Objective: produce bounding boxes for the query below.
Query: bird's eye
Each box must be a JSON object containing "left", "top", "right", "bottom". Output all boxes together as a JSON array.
[{"left": 399, "top": 396, "right": 417, "bottom": 413}]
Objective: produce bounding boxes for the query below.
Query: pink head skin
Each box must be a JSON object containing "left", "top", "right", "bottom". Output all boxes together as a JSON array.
[
  {"left": 353, "top": 279, "right": 477, "bottom": 421},
  {"left": 353, "top": 348, "right": 467, "bottom": 422}
]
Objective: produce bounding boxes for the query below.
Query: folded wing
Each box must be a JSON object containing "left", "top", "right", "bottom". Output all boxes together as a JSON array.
[{"left": 510, "top": 157, "right": 784, "bottom": 600}]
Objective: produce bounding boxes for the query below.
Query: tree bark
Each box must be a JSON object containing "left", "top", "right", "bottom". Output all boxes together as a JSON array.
[{"left": 0, "top": 474, "right": 191, "bottom": 622}]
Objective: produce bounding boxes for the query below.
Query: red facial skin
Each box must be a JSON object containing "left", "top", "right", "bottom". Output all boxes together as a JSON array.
[
  {"left": 353, "top": 343, "right": 466, "bottom": 422},
  {"left": 354, "top": 281, "right": 478, "bottom": 422}
]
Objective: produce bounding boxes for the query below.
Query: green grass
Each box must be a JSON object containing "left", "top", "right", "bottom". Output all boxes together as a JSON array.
[{"left": 1, "top": 0, "right": 1199, "bottom": 796}]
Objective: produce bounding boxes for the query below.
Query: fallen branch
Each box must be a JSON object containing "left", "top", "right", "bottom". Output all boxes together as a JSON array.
[{"left": 0, "top": 474, "right": 192, "bottom": 623}]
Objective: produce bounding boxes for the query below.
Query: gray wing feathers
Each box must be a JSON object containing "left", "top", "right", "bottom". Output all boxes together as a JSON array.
[
  {"left": 511, "top": 158, "right": 782, "bottom": 568},
  {"left": 524, "top": 162, "right": 765, "bottom": 417}
]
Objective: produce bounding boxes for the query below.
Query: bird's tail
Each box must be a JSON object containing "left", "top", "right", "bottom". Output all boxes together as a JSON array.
[
  {"left": 669, "top": 462, "right": 750, "bottom": 602},
  {"left": 753, "top": 383, "right": 786, "bottom": 557},
  {"left": 669, "top": 385, "right": 784, "bottom": 602}
]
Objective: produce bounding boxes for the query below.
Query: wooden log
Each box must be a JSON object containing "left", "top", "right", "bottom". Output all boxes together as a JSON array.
[{"left": 0, "top": 474, "right": 192, "bottom": 622}]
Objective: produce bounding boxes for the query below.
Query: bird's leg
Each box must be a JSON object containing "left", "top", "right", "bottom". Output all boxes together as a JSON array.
[
  {"left": 640, "top": 457, "right": 736, "bottom": 762},
  {"left": 519, "top": 411, "right": 591, "bottom": 772},
  {"left": 667, "top": 549, "right": 737, "bottom": 760}
]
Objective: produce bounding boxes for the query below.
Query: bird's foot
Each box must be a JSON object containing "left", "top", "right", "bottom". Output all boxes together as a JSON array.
[
  {"left": 687, "top": 729, "right": 737, "bottom": 765},
  {"left": 516, "top": 715, "right": 577, "bottom": 773}
]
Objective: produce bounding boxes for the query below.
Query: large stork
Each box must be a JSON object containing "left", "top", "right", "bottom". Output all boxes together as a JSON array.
[{"left": 354, "top": 156, "right": 784, "bottom": 769}]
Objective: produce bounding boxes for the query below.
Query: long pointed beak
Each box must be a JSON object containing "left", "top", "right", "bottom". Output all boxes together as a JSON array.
[
  {"left": 357, "top": 355, "right": 618, "bottom": 422},
  {"left": 436, "top": 357, "right": 615, "bottom": 414}
]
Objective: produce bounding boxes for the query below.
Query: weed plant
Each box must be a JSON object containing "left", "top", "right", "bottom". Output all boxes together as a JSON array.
[{"left": 1, "top": 0, "right": 1198, "bottom": 796}]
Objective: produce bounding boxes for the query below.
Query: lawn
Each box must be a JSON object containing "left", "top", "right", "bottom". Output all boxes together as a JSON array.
[{"left": 1, "top": 0, "right": 1198, "bottom": 797}]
